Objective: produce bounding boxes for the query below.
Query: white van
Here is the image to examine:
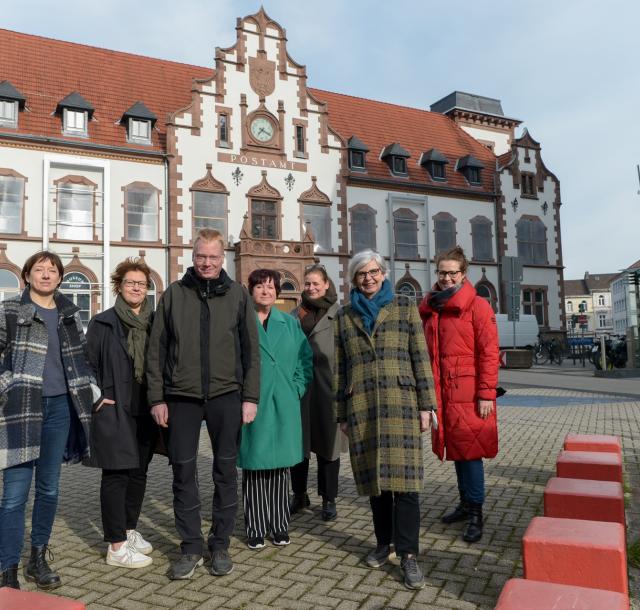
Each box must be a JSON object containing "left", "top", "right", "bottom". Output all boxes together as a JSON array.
[{"left": 495, "top": 313, "right": 539, "bottom": 349}]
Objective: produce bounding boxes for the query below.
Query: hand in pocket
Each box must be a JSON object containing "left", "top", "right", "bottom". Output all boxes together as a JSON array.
[{"left": 95, "top": 398, "right": 116, "bottom": 412}]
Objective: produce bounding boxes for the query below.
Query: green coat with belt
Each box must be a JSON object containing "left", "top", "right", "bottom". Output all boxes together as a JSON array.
[
  {"left": 239, "top": 307, "right": 313, "bottom": 470},
  {"left": 334, "top": 295, "right": 437, "bottom": 496}
]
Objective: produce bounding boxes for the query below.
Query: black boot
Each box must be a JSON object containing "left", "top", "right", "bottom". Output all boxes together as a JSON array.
[
  {"left": 290, "top": 492, "right": 310, "bottom": 515},
  {"left": 24, "top": 545, "right": 61, "bottom": 590},
  {"left": 441, "top": 500, "right": 470, "bottom": 524},
  {"left": 321, "top": 497, "right": 338, "bottom": 521},
  {"left": 1, "top": 564, "right": 20, "bottom": 589},
  {"left": 462, "top": 503, "right": 483, "bottom": 543}
]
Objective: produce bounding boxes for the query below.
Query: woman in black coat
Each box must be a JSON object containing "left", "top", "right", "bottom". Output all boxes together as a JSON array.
[{"left": 86, "top": 258, "right": 157, "bottom": 569}]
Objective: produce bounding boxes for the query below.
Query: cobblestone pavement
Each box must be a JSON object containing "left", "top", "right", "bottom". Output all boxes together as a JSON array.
[{"left": 6, "top": 384, "right": 640, "bottom": 609}]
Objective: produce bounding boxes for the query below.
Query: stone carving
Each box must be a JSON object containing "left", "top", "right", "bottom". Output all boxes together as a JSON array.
[{"left": 249, "top": 53, "right": 276, "bottom": 101}]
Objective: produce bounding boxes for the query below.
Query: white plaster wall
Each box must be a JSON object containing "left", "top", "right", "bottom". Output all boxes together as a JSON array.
[{"left": 459, "top": 125, "right": 510, "bottom": 155}]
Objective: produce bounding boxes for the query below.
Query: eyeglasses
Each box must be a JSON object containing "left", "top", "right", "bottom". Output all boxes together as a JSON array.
[
  {"left": 356, "top": 268, "right": 381, "bottom": 280},
  {"left": 122, "top": 280, "right": 148, "bottom": 289},
  {"left": 195, "top": 255, "right": 224, "bottom": 263},
  {"left": 437, "top": 270, "right": 462, "bottom": 279}
]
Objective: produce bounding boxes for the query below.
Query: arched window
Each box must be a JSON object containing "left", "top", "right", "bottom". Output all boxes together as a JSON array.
[
  {"left": 60, "top": 272, "right": 91, "bottom": 327},
  {"left": 397, "top": 282, "right": 417, "bottom": 299},
  {"left": 146, "top": 279, "right": 157, "bottom": 310},
  {"left": 54, "top": 175, "right": 96, "bottom": 241},
  {"left": 124, "top": 182, "right": 160, "bottom": 242},
  {"left": 470, "top": 216, "right": 493, "bottom": 261},
  {"left": 516, "top": 216, "right": 547, "bottom": 264},
  {"left": 0, "top": 269, "right": 20, "bottom": 301},
  {"left": 0, "top": 170, "right": 26, "bottom": 235},
  {"left": 350, "top": 204, "right": 376, "bottom": 253},
  {"left": 393, "top": 208, "right": 418, "bottom": 258},
  {"left": 281, "top": 280, "right": 296, "bottom": 292},
  {"left": 475, "top": 280, "right": 498, "bottom": 312},
  {"left": 433, "top": 212, "right": 456, "bottom": 254},
  {"left": 597, "top": 295, "right": 605, "bottom": 306}
]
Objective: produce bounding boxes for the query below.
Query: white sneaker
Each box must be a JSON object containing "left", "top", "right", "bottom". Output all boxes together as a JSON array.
[
  {"left": 127, "top": 529, "right": 153, "bottom": 555},
  {"left": 106, "top": 543, "right": 153, "bottom": 569}
]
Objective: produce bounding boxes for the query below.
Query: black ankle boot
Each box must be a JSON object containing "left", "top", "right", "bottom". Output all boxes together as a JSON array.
[
  {"left": 321, "top": 498, "right": 337, "bottom": 521},
  {"left": 24, "top": 545, "right": 61, "bottom": 590},
  {"left": 290, "top": 493, "right": 310, "bottom": 515},
  {"left": 462, "top": 503, "right": 483, "bottom": 543},
  {"left": 441, "top": 501, "right": 470, "bottom": 524},
  {"left": 1, "top": 564, "right": 20, "bottom": 589}
]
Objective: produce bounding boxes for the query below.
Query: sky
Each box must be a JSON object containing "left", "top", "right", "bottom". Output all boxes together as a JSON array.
[{"left": 3, "top": 0, "right": 639, "bottom": 279}]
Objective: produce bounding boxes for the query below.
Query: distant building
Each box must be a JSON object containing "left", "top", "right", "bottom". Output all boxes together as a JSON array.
[
  {"left": 611, "top": 259, "right": 640, "bottom": 335},
  {"left": 0, "top": 7, "right": 566, "bottom": 329},
  {"left": 563, "top": 272, "right": 617, "bottom": 336}
]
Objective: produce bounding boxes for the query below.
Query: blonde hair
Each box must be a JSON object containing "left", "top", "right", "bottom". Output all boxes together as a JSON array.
[{"left": 193, "top": 229, "right": 225, "bottom": 251}]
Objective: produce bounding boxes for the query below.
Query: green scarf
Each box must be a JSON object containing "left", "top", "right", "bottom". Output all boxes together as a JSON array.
[{"left": 114, "top": 294, "right": 152, "bottom": 383}]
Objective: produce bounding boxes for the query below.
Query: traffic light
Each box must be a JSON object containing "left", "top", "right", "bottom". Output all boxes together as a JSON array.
[{"left": 578, "top": 302, "right": 586, "bottom": 313}]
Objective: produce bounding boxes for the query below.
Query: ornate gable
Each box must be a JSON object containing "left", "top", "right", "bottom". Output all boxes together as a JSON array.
[
  {"left": 247, "top": 170, "right": 281, "bottom": 199},
  {"left": 298, "top": 176, "right": 330, "bottom": 204},
  {"left": 190, "top": 164, "right": 228, "bottom": 193}
]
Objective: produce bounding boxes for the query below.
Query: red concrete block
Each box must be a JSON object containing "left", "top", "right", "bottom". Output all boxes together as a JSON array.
[
  {"left": 495, "top": 578, "right": 629, "bottom": 610},
  {"left": 556, "top": 450, "right": 623, "bottom": 483},
  {"left": 0, "top": 587, "right": 86, "bottom": 609},
  {"left": 523, "top": 516, "right": 628, "bottom": 594},
  {"left": 564, "top": 433, "right": 622, "bottom": 455},
  {"left": 544, "top": 477, "right": 625, "bottom": 525}
]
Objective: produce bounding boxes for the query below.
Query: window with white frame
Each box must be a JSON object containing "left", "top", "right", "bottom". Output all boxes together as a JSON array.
[
  {"left": 146, "top": 279, "right": 157, "bottom": 310},
  {"left": 598, "top": 313, "right": 607, "bottom": 328},
  {"left": 303, "top": 203, "right": 331, "bottom": 251},
  {"left": 567, "top": 301, "right": 573, "bottom": 312},
  {"left": 60, "top": 272, "right": 91, "bottom": 327},
  {"left": 63, "top": 109, "right": 88, "bottom": 136},
  {"left": 350, "top": 205, "right": 376, "bottom": 253},
  {"left": 193, "top": 191, "right": 227, "bottom": 236},
  {"left": 56, "top": 181, "right": 94, "bottom": 240},
  {"left": 125, "top": 184, "right": 159, "bottom": 241},
  {"left": 597, "top": 294, "right": 605, "bottom": 306},
  {"left": 393, "top": 208, "right": 419, "bottom": 258},
  {"left": 516, "top": 216, "right": 547, "bottom": 264},
  {"left": 0, "top": 173, "right": 24, "bottom": 234},
  {"left": 0, "top": 100, "right": 17, "bottom": 128},
  {"left": 470, "top": 216, "right": 493, "bottom": 261},
  {"left": 128, "top": 118, "right": 151, "bottom": 144},
  {"left": 0, "top": 269, "right": 20, "bottom": 301}
]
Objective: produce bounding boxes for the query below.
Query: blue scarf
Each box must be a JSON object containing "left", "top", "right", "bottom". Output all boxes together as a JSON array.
[{"left": 350, "top": 279, "right": 394, "bottom": 335}]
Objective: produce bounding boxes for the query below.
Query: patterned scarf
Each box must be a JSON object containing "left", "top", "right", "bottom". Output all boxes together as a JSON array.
[
  {"left": 114, "top": 294, "right": 152, "bottom": 383},
  {"left": 427, "top": 282, "right": 463, "bottom": 311},
  {"left": 350, "top": 279, "right": 394, "bottom": 335}
]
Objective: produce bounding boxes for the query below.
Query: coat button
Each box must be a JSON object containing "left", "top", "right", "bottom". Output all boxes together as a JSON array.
[
  {"left": 67, "top": 366, "right": 72, "bottom": 372},
  {"left": 18, "top": 318, "right": 24, "bottom": 324},
  {"left": 62, "top": 341, "right": 68, "bottom": 347}
]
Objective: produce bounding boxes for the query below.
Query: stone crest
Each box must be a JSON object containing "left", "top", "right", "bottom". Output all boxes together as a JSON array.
[{"left": 249, "top": 52, "right": 276, "bottom": 101}]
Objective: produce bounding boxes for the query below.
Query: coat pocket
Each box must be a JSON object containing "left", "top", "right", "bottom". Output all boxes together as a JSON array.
[{"left": 397, "top": 375, "right": 416, "bottom": 388}]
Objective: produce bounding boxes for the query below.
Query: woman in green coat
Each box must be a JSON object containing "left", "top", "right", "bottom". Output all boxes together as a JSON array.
[
  {"left": 239, "top": 269, "right": 312, "bottom": 550},
  {"left": 334, "top": 250, "right": 436, "bottom": 591}
]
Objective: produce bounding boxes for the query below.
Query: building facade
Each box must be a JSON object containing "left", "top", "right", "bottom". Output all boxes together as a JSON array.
[
  {"left": 611, "top": 260, "right": 640, "bottom": 335},
  {"left": 563, "top": 272, "right": 616, "bottom": 337},
  {"left": 0, "top": 8, "right": 566, "bottom": 328}
]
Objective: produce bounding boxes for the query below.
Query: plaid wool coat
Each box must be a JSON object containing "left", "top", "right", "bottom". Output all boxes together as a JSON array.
[
  {"left": 334, "top": 295, "right": 437, "bottom": 496},
  {"left": 0, "top": 289, "right": 95, "bottom": 470}
]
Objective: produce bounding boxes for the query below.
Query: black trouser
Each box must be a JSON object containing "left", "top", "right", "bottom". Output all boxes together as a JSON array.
[
  {"left": 290, "top": 455, "right": 340, "bottom": 501},
  {"left": 100, "top": 413, "right": 157, "bottom": 543},
  {"left": 166, "top": 392, "right": 242, "bottom": 555},
  {"left": 369, "top": 491, "right": 420, "bottom": 556}
]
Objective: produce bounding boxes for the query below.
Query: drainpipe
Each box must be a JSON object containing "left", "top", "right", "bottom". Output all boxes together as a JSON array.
[{"left": 386, "top": 193, "right": 395, "bottom": 286}]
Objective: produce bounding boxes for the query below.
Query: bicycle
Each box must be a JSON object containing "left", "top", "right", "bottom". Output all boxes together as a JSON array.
[{"left": 532, "top": 340, "right": 564, "bottom": 366}]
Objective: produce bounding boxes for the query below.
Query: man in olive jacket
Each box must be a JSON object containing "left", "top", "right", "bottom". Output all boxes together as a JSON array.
[{"left": 146, "top": 229, "right": 260, "bottom": 580}]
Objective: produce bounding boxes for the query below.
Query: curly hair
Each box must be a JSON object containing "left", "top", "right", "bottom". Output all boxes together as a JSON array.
[{"left": 111, "top": 257, "right": 152, "bottom": 295}]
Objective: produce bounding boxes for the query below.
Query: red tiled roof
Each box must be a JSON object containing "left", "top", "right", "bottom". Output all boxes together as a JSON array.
[
  {"left": 310, "top": 88, "right": 497, "bottom": 193},
  {"left": 0, "top": 29, "right": 213, "bottom": 153}
]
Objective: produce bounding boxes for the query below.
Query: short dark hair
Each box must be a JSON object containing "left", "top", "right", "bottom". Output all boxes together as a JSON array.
[
  {"left": 248, "top": 268, "right": 281, "bottom": 296},
  {"left": 21, "top": 251, "right": 64, "bottom": 285},
  {"left": 111, "top": 257, "right": 152, "bottom": 295}
]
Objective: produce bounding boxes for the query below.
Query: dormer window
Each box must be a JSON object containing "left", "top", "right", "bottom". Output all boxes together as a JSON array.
[
  {"left": 0, "top": 81, "right": 26, "bottom": 129},
  {"left": 64, "top": 109, "right": 87, "bottom": 135},
  {"left": 57, "top": 92, "right": 94, "bottom": 138},
  {"left": 381, "top": 143, "right": 410, "bottom": 177},
  {"left": 122, "top": 101, "right": 156, "bottom": 146},
  {"left": 348, "top": 135, "right": 369, "bottom": 171},
  {"left": 457, "top": 155, "right": 484, "bottom": 185},
  {"left": 420, "top": 149, "right": 449, "bottom": 181}
]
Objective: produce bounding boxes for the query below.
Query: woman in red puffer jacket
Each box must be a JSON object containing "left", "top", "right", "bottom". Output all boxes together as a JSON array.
[{"left": 419, "top": 246, "right": 499, "bottom": 543}]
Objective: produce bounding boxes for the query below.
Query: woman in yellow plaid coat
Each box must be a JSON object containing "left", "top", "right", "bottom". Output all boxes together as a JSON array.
[{"left": 334, "top": 250, "right": 436, "bottom": 591}]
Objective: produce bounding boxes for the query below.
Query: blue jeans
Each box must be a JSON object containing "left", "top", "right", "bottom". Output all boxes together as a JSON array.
[
  {"left": 0, "top": 394, "right": 71, "bottom": 569},
  {"left": 454, "top": 459, "right": 485, "bottom": 505}
]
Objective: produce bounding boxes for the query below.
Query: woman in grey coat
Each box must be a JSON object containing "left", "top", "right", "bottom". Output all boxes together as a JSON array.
[{"left": 290, "top": 264, "right": 346, "bottom": 521}]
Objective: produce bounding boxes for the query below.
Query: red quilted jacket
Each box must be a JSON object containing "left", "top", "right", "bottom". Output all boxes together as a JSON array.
[{"left": 419, "top": 280, "right": 499, "bottom": 461}]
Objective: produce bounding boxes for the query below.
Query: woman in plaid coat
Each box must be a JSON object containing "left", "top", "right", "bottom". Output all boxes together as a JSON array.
[
  {"left": 0, "top": 251, "right": 95, "bottom": 591},
  {"left": 334, "top": 250, "right": 436, "bottom": 591}
]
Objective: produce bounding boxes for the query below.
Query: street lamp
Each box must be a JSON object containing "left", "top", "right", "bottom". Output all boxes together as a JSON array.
[{"left": 511, "top": 197, "right": 518, "bottom": 212}]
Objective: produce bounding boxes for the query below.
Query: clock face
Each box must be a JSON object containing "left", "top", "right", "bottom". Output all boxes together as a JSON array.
[{"left": 250, "top": 116, "right": 275, "bottom": 142}]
